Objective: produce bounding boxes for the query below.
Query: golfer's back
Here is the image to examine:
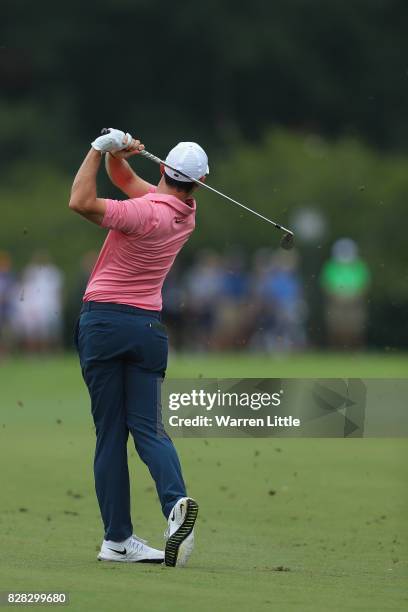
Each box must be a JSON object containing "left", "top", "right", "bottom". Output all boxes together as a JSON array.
[{"left": 83, "top": 187, "right": 196, "bottom": 311}]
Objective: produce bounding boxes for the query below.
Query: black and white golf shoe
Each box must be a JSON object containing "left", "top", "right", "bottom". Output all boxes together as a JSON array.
[{"left": 164, "top": 497, "right": 199, "bottom": 567}]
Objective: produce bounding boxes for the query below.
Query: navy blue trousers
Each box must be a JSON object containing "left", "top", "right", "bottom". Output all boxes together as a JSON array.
[{"left": 75, "top": 301, "right": 187, "bottom": 542}]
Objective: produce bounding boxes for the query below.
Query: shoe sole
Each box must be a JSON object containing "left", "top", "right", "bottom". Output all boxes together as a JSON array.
[
  {"left": 97, "top": 555, "right": 163, "bottom": 564},
  {"left": 165, "top": 498, "right": 199, "bottom": 567}
]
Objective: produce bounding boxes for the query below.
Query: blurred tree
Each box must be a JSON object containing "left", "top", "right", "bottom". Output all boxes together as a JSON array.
[{"left": 2, "top": 0, "right": 408, "bottom": 175}]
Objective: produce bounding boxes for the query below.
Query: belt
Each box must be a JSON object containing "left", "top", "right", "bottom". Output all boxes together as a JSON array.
[{"left": 80, "top": 301, "right": 161, "bottom": 319}]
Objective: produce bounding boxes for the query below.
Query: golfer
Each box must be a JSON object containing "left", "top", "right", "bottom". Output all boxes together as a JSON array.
[{"left": 69, "top": 129, "right": 206, "bottom": 567}]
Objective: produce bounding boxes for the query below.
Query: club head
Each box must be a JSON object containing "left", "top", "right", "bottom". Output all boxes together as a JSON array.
[{"left": 280, "top": 232, "right": 294, "bottom": 250}]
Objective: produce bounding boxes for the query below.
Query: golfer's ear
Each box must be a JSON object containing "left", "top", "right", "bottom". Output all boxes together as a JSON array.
[
  {"left": 199, "top": 176, "right": 206, "bottom": 183},
  {"left": 160, "top": 163, "right": 165, "bottom": 175}
]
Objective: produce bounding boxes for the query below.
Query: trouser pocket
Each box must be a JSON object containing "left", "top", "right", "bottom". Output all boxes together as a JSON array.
[
  {"left": 144, "top": 320, "right": 168, "bottom": 375},
  {"left": 147, "top": 321, "right": 167, "bottom": 334}
]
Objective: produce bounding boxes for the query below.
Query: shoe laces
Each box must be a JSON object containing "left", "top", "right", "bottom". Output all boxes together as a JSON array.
[{"left": 130, "top": 534, "right": 148, "bottom": 553}]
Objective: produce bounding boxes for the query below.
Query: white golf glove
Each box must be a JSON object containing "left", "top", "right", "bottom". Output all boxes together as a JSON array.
[{"left": 91, "top": 128, "right": 133, "bottom": 153}]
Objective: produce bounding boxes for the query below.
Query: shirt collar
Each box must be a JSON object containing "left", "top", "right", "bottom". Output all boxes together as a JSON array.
[{"left": 146, "top": 192, "right": 196, "bottom": 216}]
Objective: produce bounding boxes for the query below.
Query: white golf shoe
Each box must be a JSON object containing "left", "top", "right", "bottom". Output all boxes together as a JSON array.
[
  {"left": 164, "top": 497, "right": 199, "bottom": 567},
  {"left": 97, "top": 534, "right": 164, "bottom": 563}
]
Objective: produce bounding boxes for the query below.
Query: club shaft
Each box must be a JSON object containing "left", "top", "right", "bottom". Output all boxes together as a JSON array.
[{"left": 140, "top": 149, "right": 293, "bottom": 236}]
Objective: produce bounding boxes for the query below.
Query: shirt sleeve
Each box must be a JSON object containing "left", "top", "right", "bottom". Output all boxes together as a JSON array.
[{"left": 101, "top": 198, "right": 154, "bottom": 235}]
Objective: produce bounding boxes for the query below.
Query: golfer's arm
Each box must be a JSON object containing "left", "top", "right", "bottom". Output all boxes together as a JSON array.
[
  {"left": 68, "top": 148, "right": 107, "bottom": 225},
  {"left": 105, "top": 153, "right": 151, "bottom": 198}
]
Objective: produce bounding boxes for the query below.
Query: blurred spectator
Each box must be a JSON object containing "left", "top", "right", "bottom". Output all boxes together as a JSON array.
[
  {"left": 251, "top": 249, "right": 307, "bottom": 351},
  {"left": 64, "top": 250, "right": 98, "bottom": 348},
  {"left": 184, "top": 250, "right": 224, "bottom": 350},
  {"left": 162, "top": 264, "right": 188, "bottom": 350},
  {"left": 72, "top": 250, "right": 98, "bottom": 314},
  {"left": 212, "top": 248, "right": 250, "bottom": 350},
  {"left": 0, "top": 251, "right": 16, "bottom": 355},
  {"left": 13, "top": 251, "right": 64, "bottom": 353},
  {"left": 320, "top": 238, "right": 371, "bottom": 348},
  {"left": 77, "top": 250, "right": 99, "bottom": 299}
]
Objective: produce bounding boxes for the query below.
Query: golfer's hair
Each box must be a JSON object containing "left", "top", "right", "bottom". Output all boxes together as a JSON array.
[{"left": 164, "top": 173, "right": 195, "bottom": 193}]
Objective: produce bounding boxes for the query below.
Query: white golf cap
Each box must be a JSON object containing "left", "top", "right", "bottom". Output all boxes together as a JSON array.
[{"left": 164, "top": 142, "right": 209, "bottom": 182}]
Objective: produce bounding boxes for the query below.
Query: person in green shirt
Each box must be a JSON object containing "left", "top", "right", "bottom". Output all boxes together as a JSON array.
[{"left": 320, "top": 238, "right": 371, "bottom": 348}]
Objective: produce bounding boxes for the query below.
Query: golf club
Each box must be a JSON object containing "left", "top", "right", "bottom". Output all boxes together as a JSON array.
[{"left": 101, "top": 129, "right": 295, "bottom": 249}]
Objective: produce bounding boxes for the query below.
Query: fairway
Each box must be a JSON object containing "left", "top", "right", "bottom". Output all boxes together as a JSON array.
[{"left": 1, "top": 354, "right": 407, "bottom": 611}]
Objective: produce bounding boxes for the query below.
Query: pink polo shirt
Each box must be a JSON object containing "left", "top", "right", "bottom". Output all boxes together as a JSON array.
[{"left": 83, "top": 186, "right": 196, "bottom": 311}]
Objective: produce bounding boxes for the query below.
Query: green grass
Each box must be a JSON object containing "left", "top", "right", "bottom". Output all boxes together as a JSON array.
[
  {"left": 167, "top": 351, "right": 408, "bottom": 377},
  {"left": 0, "top": 353, "right": 407, "bottom": 611},
  {"left": 1, "top": 350, "right": 408, "bottom": 381}
]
